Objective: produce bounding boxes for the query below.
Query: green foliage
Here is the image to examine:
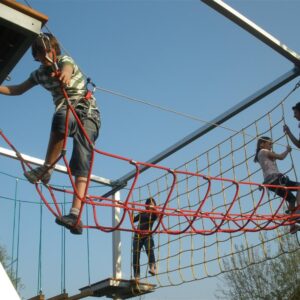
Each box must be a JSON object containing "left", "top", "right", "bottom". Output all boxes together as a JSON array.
[{"left": 216, "top": 234, "right": 300, "bottom": 300}]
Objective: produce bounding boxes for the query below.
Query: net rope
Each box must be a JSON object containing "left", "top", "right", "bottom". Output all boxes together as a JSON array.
[
  {"left": 128, "top": 87, "right": 300, "bottom": 288},
  {"left": 1, "top": 80, "right": 300, "bottom": 232},
  {"left": 1, "top": 80, "right": 300, "bottom": 291},
  {"left": 1, "top": 0, "right": 298, "bottom": 294}
]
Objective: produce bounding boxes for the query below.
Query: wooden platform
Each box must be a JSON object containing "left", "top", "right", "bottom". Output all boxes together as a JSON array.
[
  {"left": 79, "top": 278, "right": 156, "bottom": 299},
  {"left": 1, "top": 0, "right": 48, "bottom": 25},
  {"left": 27, "top": 294, "right": 45, "bottom": 300},
  {"left": 28, "top": 278, "right": 155, "bottom": 300},
  {"left": 0, "top": 0, "right": 48, "bottom": 84},
  {"left": 47, "top": 293, "right": 68, "bottom": 300}
]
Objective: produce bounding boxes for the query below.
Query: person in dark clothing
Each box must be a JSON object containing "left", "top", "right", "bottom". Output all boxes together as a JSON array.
[{"left": 132, "top": 197, "right": 158, "bottom": 280}]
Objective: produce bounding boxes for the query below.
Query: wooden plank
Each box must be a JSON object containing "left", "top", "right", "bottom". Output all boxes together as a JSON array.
[
  {"left": 80, "top": 278, "right": 156, "bottom": 299},
  {"left": 47, "top": 293, "right": 68, "bottom": 300},
  {"left": 67, "top": 290, "right": 93, "bottom": 300},
  {"left": 1, "top": 0, "right": 48, "bottom": 25},
  {"left": 27, "top": 294, "right": 45, "bottom": 300}
]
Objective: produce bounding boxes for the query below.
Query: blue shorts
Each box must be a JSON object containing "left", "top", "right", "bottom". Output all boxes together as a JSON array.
[{"left": 51, "top": 107, "right": 100, "bottom": 177}]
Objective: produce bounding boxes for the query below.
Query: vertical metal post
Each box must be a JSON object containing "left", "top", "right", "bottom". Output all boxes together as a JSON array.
[{"left": 112, "top": 191, "right": 122, "bottom": 280}]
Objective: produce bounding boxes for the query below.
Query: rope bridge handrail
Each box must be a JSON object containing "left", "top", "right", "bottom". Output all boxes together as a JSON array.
[
  {"left": 0, "top": 127, "right": 300, "bottom": 235},
  {"left": 1, "top": 73, "right": 300, "bottom": 291}
]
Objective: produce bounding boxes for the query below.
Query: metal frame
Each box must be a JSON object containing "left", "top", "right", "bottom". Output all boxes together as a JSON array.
[
  {"left": 202, "top": 0, "right": 300, "bottom": 65},
  {"left": 104, "top": 0, "right": 300, "bottom": 198},
  {"left": 3, "top": 0, "right": 300, "bottom": 293},
  {"left": 0, "top": 146, "right": 113, "bottom": 186},
  {"left": 102, "top": 0, "right": 300, "bottom": 283}
]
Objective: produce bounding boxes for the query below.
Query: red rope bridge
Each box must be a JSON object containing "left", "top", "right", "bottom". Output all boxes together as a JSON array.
[
  {"left": 1, "top": 130, "right": 299, "bottom": 235},
  {"left": 1, "top": 83, "right": 299, "bottom": 235}
]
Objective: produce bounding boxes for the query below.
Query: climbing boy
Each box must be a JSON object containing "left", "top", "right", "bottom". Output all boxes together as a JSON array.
[{"left": 0, "top": 33, "right": 100, "bottom": 234}]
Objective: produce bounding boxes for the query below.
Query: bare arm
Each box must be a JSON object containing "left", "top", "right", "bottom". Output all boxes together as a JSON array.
[
  {"left": 283, "top": 125, "right": 300, "bottom": 148},
  {"left": 51, "top": 64, "right": 73, "bottom": 86},
  {"left": 0, "top": 78, "right": 36, "bottom": 96},
  {"left": 267, "top": 146, "right": 291, "bottom": 160}
]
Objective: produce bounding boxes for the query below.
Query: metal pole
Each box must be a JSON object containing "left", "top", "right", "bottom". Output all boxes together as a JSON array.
[
  {"left": 0, "top": 146, "right": 113, "bottom": 186},
  {"left": 201, "top": 0, "right": 300, "bottom": 65},
  {"left": 112, "top": 191, "right": 122, "bottom": 280},
  {"left": 103, "top": 67, "right": 300, "bottom": 198}
]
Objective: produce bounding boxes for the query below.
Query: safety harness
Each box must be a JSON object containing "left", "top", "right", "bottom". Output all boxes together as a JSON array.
[{"left": 38, "top": 33, "right": 98, "bottom": 118}]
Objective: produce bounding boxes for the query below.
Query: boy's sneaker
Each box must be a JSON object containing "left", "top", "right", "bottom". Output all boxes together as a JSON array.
[
  {"left": 24, "top": 165, "right": 53, "bottom": 184},
  {"left": 55, "top": 213, "right": 83, "bottom": 235},
  {"left": 290, "top": 224, "right": 300, "bottom": 234}
]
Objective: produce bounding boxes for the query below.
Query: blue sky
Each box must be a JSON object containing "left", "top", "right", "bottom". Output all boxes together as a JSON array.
[{"left": 1, "top": 0, "right": 300, "bottom": 299}]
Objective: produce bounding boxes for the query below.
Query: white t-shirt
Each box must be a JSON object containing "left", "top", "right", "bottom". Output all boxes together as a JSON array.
[{"left": 257, "top": 149, "right": 280, "bottom": 182}]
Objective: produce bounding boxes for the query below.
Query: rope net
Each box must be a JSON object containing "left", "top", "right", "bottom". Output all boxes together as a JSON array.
[
  {"left": 1, "top": 81, "right": 300, "bottom": 290},
  {"left": 127, "top": 90, "right": 300, "bottom": 287}
]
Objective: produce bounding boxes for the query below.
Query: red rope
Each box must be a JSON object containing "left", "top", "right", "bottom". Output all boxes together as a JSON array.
[{"left": 1, "top": 87, "right": 299, "bottom": 235}]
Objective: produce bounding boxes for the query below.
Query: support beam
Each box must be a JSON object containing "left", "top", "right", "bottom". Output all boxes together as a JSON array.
[
  {"left": 47, "top": 293, "right": 68, "bottom": 300},
  {"left": 103, "top": 0, "right": 300, "bottom": 197},
  {"left": 112, "top": 191, "right": 122, "bottom": 281},
  {"left": 66, "top": 290, "right": 92, "bottom": 300},
  {"left": 0, "top": 146, "right": 113, "bottom": 186},
  {"left": 27, "top": 294, "right": 45, "bottom": 300},
  {"left": 103, "top": 67, "right": 300, "bottom": 198},
  {"left": 201, "top": 0, "right": 300, "bottom": 65}
]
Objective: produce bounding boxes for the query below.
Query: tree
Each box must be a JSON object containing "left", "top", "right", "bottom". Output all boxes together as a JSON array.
[
  {"left": 0, "top": 244, "right": 22, "bottom": 290},
  {"left": 215, "top": 233, "right": 300, "bottom": 300}
]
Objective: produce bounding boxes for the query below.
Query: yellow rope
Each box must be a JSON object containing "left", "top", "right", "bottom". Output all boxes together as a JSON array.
[{"left": 127, "top": 84, "right": 300, "bottom": 289}]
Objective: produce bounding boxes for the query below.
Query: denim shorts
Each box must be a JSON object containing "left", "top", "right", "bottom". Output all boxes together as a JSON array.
[{"left": 51, "top": 107, "right": 100, "bottom": 177}]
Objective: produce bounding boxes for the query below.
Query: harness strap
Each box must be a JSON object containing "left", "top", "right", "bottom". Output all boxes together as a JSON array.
[{"left": 84, "top": 78, "right": 96, "bottom": 101}]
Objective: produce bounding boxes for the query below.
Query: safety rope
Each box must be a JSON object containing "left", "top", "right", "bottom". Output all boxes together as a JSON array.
[{"left": 92, "top": 78, "right": 300, "bottom": 153}]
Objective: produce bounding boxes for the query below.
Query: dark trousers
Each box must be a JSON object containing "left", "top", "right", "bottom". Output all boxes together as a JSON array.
[
  {"left": 132, "top": 235, "right": 155, "bottom": 277},
  {"left": 268, "top": 176, "right": 299, "bottom": 204}
]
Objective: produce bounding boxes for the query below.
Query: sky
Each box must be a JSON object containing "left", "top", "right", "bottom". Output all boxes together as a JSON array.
[{"left": 2, "top": 0, "right": 300, "bottom": 299}]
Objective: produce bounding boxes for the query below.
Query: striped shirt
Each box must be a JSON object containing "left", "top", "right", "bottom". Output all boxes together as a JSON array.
[{"left": 29, "top": 55, "right": 96, "bottom": 110}]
